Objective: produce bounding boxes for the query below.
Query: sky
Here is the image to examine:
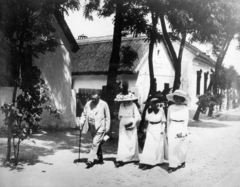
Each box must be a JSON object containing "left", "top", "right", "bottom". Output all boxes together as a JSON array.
[{"left": 64, "top": 9, "right": 240, "bottom": 74}]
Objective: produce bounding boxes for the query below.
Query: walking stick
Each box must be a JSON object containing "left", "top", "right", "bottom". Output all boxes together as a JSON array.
[{"left": 73, "top": 129, "right": 82, "bottom": 163}]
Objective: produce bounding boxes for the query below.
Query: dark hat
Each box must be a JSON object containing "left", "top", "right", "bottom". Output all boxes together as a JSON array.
[{"left": 144, "top": 91, "right": 163, "bottom": 104}]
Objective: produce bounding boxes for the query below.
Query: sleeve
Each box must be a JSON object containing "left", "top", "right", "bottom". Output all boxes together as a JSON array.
[
  {"left": 161, "top": 108, "right": 166, "bottom": 123},
  {"left": 161, "top": 108, "right": 166, "bottom": 133},
  {"left": 118, "top": 103, "right": 123, "bottom": 120},
  {"left": 145, "top": 109, "right": 149, "bottom": 121},
  {"left": 182, "top": 106, "right": 189, "bottom": 135},
  {"left": 131, "top": 103, "right": 141, "bottom": 129},
  {"left": 133, "top": 103, "right": 141, "bottom": 123},
  {"left": 79, "top": 102, "right": 88, "bottom": 127},
  {"left": 104, "top": 102, "right": 111, "bottom": 132},
  {"left": 167, "top": 106, "right": 171, "bottom": 133}
]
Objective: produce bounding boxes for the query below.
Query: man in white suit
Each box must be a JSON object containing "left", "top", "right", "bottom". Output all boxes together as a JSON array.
[{"left": 78, "top": 92, "right": 111, "bottom": 168}]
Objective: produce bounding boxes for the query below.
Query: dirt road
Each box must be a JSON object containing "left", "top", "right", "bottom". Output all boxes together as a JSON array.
[{"left": 0, "top": 109, "right": 240, "bottom": 187}]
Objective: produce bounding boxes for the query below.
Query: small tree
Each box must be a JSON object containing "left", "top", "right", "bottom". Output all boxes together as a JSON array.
[
  {"left": 0, "top": 0, "right": 80, "bottom": 162},
  {"left": 1, "top": 66, "right": 60, "bottom": 166},
  {"left": 193, "top": 91, "right": 223, "bottom": 121}
]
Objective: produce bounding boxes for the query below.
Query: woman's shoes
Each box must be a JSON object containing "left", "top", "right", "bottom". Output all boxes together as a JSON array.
[
  {"left": 181, "top": 162, "right": 185, "bottom": 168},
  {"left": 168, "top": 163, "right": 185, "bottom": 173},
  {"left": 115, "top": 161, "right": 124, "bottom": 168},
  {"left": 86, "top": 161, "right": 94, "bottom": 169},
  {"left": 141, "top": 165, "right": 150, "bottom": 170},
  {"left": 167, "top": 168, "right": 173, "bottom": 173}
]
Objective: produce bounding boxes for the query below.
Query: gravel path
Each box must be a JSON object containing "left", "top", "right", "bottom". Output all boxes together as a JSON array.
[{"left": 0, "top": 109, "right": 240, "bottom": 187}]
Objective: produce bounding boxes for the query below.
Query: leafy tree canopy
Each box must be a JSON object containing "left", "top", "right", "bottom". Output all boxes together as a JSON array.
[{"left": 0, "top": 0, "right": 80, "bottom": 58}]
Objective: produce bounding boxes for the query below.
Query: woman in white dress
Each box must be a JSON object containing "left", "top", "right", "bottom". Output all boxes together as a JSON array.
[
  {"left": 166, "top": 89, "right": 191, "bottom": 173},
  {"left": 139, "top": 93, "right": 167, "bottom": 170},
  {"left": 114, "top": 90, "right": 141, "bottom": 167}
]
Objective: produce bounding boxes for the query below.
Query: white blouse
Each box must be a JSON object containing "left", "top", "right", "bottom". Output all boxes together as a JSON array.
[{"left": 145, "top": 107, "right": 166, "bottom": 123}]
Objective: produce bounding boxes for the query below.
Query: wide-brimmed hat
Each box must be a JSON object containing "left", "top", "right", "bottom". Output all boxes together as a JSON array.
[
  {"left": 114, "top": 91, "right": 137, "bottom": 102},
  {"left": 144, "top": 91, "right": 163, "bottom": 104},
  {"left": 166, "top": 89, "right": 191, "bottom": 104}
]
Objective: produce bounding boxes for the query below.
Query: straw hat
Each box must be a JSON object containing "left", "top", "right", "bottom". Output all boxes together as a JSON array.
[
  {"left": 114, "top": 91, "right": 137, "bottom": 102},
  {"left": 166, "top": 89, "right": 191, "bottom": 104}
]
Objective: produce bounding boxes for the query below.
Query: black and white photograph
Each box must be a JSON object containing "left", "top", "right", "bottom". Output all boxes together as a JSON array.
[{"left": 1, "top": 0, "right": 240, "bottom": 187}]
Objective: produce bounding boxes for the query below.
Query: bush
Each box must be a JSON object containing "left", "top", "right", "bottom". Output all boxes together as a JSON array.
[{"left": 0, "top": 66, "right": 60, "bottom": 165}]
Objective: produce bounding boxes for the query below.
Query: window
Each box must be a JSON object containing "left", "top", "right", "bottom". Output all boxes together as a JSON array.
[
  {"left": 196, "top": 69, "right": 202, "bottom": 95},
  {"left": 164, "top": 83, "right": 169, "bottom": 91},
  {"left": 204, "top": 71, "right": 209, "bottom": 93}
]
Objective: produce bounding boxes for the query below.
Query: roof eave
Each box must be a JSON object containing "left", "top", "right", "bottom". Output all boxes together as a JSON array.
[
  {"left": 54, "top": 10, "right": 79, "bottom": 53},
  {"left": 72, "top": 71, "right": 137, "bottom": 76}
]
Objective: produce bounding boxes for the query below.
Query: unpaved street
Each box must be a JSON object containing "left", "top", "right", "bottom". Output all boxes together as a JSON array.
[{"left": 0, "top": 109, "right": 240, "bottom": 187}]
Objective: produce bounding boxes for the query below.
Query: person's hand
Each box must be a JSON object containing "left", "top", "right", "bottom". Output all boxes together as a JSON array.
[
  {"left": 143, "top": 128, "right": 147, "bottom": 133},
  {"left": 79, "top": 125, "right": 83, "bottom": 131},
  {"left": 128, "top": 123, "right": 136, "bottom": 130},
  {"left": 105, "top": 128, "right": 110, "bottom": 133}
]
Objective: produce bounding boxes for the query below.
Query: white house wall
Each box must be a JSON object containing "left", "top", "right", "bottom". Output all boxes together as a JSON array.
[
  {"left": 191, "top": 61, "right": 213, "bottom": 108},
  {"left": 73, "top": 41, "right": 214, "bottom": 111},
  {"left": 32, "top": 20, "right": 77, "bottom": 128},
  {"left": 137, "top": 42, "right": 175, "bottom": 103},
  {"left": 172, "top": 42, "right": 213, "bottom": 109}
]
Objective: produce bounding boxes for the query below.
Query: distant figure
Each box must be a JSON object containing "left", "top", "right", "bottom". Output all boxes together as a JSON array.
[
  {"left": 166, "top": 89, "right": 191, "bottom": 173},
  {"left": 139, "top": 92, "right": 167, "bottom": 170},
  {"left": 78, "top": 92, "right": 111, "bottom": 169},
  {"left": 114, "top": 81, "right": 141, "bottom": 167}
]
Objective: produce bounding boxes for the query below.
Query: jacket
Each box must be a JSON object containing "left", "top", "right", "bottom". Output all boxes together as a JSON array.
[{"left": 79, "top": 99, "right": 110, "bottom": 133}]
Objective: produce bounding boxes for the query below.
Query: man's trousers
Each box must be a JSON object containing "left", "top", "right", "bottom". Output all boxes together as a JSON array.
[{"left": 88, "top": 130, "right": 105, "bottom": 163}]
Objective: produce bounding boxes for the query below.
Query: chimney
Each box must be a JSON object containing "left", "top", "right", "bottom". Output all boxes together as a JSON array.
[{"left": 78, "top": 34, "right": 88, "bottom": 40}]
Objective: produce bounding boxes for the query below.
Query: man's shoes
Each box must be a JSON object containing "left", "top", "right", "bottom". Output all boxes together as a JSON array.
[
  {"left": 85, "top": 161, "right": 94, "bottom": 169},
  {"left": 114, "top": 161, "right": 124, "bottom": 168}
]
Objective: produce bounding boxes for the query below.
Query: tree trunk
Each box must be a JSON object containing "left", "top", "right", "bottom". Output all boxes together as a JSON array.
[
  {"left": 159, "top": 14, "right": 177, "bottom": 68},
  {"left": 6, "top": 81, "right": 19, "bottom": 161},
  {"left": 208, "top": 38, "right": 231, "bottom": 116},
  {"left": 226, "top": 89, "right": 230, "bottom": 110},
  {"left": 138, "top": 9, "right": 159, "bottom": 148},
  {"left": 173, "top": 30, "right": 187, "bottom": 91},
  {"left": 6, "top": 122, "right": 12, "bottom": 162},
  {"left": 148, "top": 9, "right": 158, "bottom": 96},
  {"left": 219, "top": 89, "right": 222, "bottom": 111},
  {"left": 105, "top": 0, "right": 123, "bottom": 93},
  {"left": 104, "top": 0, "right": 123, "bottom": 136},
  {"left": 193, "top": 105, "right": 201, "bottom": 121},
  {"left": 208, "top": 104, "right": 214, "bottom": 117},
  {"left": 213, "top": 38, "right": 231, "bottom": 94}
]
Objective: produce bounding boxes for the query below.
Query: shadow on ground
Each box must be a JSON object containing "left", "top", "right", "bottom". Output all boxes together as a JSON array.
[
  {"left": 0, "top": 128, "right": 118, "bottom": 170},
  {"left": 189, "top": 109, "right": 240, "bottom": 128},
  {"left": 188, "top": 120, "right": 229, "bottom": 128}
]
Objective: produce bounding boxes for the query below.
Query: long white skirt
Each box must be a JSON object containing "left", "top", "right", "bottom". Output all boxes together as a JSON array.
[
  {"left": 140, "top": 123, "right": 167, "bottom": 165},
  {"left": 168, "top": 121, "right": 189, "bottom": 168},
  {"left": 117, "top": 117, "right": 139, "bottom": 162}
]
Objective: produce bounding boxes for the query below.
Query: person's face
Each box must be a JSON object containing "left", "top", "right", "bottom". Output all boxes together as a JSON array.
[
  {"left": 173, "top": 95, "right": 184, "bottom": 105},
  {"left": 123, "top": 101, "right": 132, "bottom": 105},
  {"left": 149, "top": 100, "right": 158, "bottom": 108},
  {"left": 91, "top": 94, "right": 99, "bottom": 104}
]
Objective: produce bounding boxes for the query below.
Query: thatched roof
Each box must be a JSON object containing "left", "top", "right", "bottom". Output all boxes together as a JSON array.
[
  {"left": 72, "top": 35, "right": 215, "bottom": 75},
  {"left": 72, "top": 36, "right": 149, "bottom": 75}
]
